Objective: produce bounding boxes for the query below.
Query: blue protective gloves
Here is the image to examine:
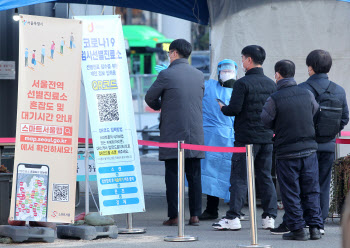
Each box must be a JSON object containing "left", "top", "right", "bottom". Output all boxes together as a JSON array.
[{"left": 154, "top": 64, "right": 168, "bottom": 73}]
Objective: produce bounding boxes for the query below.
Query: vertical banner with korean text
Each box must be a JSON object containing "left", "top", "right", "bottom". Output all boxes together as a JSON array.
[
  {"left": 76, "top": 15, "right": 145, "bottom": 216},
  {"left": 9, "top": 15, "right": 82, "bottom": 223}
]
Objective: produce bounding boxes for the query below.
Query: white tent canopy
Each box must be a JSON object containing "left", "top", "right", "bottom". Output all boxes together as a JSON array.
[{"left": 208, "top": 0, "right": 350, "bottom": 156}]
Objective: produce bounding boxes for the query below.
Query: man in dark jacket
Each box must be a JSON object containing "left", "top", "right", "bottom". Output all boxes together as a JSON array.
[
  {"left": 145, "top": 39, "right": 205, "bottom": 226},
  {"left": 299, "top": 50, "right": 349, "bottom": 234},
  {"left": 261, "top": 60, "right": 323, "bottom": 241},
  {"left": 213, "top": 45, "right": 277, "bottom": 231}
]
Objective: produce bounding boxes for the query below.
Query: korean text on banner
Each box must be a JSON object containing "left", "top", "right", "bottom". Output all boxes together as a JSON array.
[
  {"left": 76, "top": 15, "right": 145, "bottom": 216},
  {"left": 9, "top": 15, "right": 82, "bottom": 224}
]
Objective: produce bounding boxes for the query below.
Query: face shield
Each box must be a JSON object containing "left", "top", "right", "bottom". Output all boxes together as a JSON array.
[{"left": 218, "top": 61, "right": 238, "bottom": 82}]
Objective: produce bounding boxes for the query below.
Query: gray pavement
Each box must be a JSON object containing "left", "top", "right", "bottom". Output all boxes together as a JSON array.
[{"left": 0, "top": 154, "right": 343, "bottom": 247}]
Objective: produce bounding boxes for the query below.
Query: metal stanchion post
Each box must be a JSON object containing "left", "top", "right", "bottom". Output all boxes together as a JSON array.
[
  {"left": 332, "top": 133, "right": 340, "bottom": 219},
  {"left": 335, "top": 133, "right": 340, "bottom": 160},
  {"left": 137, "top": 76, "right": 143, "bottom": 129},
  {"left": 85, "top": 101, "right": 89, "bottom": 215},
  {"left": 238, "top": 145, "right": 271, "bottom": 248},
  {"left": 164, "top": 141, "right": 198, "bottom": 242},
  {"left": 118, "top": 213, "right": 146, "bottom": 234}
]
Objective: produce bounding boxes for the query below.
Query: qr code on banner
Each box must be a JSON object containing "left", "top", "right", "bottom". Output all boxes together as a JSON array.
[
  {"left": 97, "top": 93, "right": 119, "bottom": 122},
  {"left": 52, "top": 184, "right": 69, "bottom": 202}
]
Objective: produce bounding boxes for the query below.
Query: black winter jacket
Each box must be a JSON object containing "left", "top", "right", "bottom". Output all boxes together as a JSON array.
[
  {"left": 221, "top": 67, "right": 276, "bottom": 144},
  {"left": 299, "top": 74, "right": 349, "bottom": 152},
  {"left": 261, "top": 78, "right": 318, "bottom": 158}
]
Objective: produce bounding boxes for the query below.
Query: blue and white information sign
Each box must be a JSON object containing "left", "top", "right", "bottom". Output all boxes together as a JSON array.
[{"left": 76, "top": 15, "right": 145, "bottom": 215}]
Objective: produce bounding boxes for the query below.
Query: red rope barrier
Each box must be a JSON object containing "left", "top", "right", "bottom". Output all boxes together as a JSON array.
[
  {"left": 137, "top": 140, "right": 177, "bottom": 149},
  {"left": 336, "top": 138, "right": 350, "bottom": 144},
  {"left": 138, "top": 140, "right": 246, "bottom": 153},
  {"left": 182, "top": 143, "right": 246, "bottom": 153},
  {"left": 3, "top": 136, "right": 350, "bottom": 149},
  {"left": 0, "top": 138, "right": 15, "bottom": 143},
  {"left": 0, "top": 138, "right": 246, "bottom": 153}
]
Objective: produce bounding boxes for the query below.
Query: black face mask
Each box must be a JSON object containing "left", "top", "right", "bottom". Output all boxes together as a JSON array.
[{"left": 219, "top": 79, "right": 235, "bottom": 88}]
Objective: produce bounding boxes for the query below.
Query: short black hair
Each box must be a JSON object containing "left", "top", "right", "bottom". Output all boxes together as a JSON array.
[
  {"left": 169, "top": 39, "right": 192, "bottom": 59},
  {"left": 275, "top": 60, "right": 295, "bottom": 78},
  {"left": 306, "top": 49, "right": 332, "bottom": 74},
  {"left": 241, "top": 45, "right": 266, "bottom": 65}
]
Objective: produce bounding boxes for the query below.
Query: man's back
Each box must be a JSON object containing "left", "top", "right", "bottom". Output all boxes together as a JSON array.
[
  {"left": 160, "top": 58, "right": 204, "bottom": 117},
  {"left": 299, "top": 73, "right": 349, "bottom": 151},
  {"left": 145, "top": 58, "right": 205, "bottom": 160},
  {"left": 271, "top": 82, "right": 318, "bottom": 157}
]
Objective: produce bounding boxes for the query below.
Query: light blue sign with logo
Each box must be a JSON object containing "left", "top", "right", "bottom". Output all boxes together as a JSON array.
[{"left": 76, "top": 15, "right": 145, "bottom": 216}]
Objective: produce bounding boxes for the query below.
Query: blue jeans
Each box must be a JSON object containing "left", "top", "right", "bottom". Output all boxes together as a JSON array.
[
  {"left": 277, "top": 153, "right": 323, "bottom": 231},
  {"left": 226, "top": 141, "right": 277, "bottom": 219},
  {"left": 317, "top": 151, "right": 334, "bottom": 221}
]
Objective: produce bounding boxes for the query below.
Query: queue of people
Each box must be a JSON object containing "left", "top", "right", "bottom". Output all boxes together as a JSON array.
[{"left": 145, "top": 39, "right": 349, "bottom": 241}]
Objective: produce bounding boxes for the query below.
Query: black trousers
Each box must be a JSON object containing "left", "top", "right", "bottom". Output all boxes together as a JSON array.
[
  {"left": 226, "top": 142, "right": 277, "bottom": 219},
  {"left": 317, "top": 151, "right": 335, "bottom": 221},
  {"left": 165, "top": 158, "right": 202, "bottom": 218},
  {"left": 277, "top": 153, "right": 323, "bottom": 231},
  {"left": 205, "top": 195, "right": 219, "bottom": 214}
]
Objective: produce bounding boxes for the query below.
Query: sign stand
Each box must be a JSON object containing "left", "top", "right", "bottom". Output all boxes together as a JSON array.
[
  {"left": 84, "top": 102, "right": 90, "bottom": 215},
  {"left": 164, "top": 141, "right": 198, "bottom": 242},
  {"left": 118, "top": 213, "right": 146, "bottom": 234},
  {"left": 237, "top": 145, "right": 271, "bottom": 248}
]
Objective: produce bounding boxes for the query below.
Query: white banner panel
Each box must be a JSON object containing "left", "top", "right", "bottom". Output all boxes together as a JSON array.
[
  {"left": 10, "top": 15, "right": 82, "bottom": 223},
  {"left": 76, "top": 15, "right": 145, "bottom": 216}
]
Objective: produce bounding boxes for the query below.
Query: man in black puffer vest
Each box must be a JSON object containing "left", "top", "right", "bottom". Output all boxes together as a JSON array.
[
  {"left": 261, "top": 60, "right": 323, "bottom": 241},
  {"left": 213, "top": 45, "right": 277, "bottom": 231}
]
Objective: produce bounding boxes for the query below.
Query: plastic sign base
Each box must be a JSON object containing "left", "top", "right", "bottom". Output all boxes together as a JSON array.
[
  {"left": 0, "top": 225, "right": 55, "bottom": 243},
  {"left": 57, "top": 225, "right": 118, "bottom": 240}
]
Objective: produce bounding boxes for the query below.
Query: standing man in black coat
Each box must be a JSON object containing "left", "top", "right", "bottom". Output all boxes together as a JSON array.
[
  {"left": 145, "top": 39, "right": 205, "bottom": 226},
  {"left": 261, "top": 60, "right": 323, "bottom": 241},
  {"left": 299, "top": 50, "right": 349, "bottom": 234},
  {"left": 213, "top": 45, "right": 277, "bottom": 231}
]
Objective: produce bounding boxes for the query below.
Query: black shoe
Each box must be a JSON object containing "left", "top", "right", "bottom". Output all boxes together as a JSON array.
[
  {"left": 270, "top": 222, "right": 290, "bottom": 235},
  {"left": 282, "top": 228, "right": 308, "bottom": 241},
  {"left": 309, "top": 227, "right": 322, "bottom": 240},
  {"left": 199, "top": 210, "right": 218, "bottom": 220}
]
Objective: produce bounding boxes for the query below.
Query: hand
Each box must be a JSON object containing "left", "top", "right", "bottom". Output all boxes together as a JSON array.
[{"left": 217, "top": 101, "right": 224, "bottom": 110}]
